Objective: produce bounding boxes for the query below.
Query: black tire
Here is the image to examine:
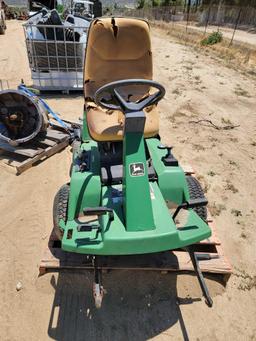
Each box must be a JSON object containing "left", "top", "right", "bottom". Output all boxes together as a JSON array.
[
  {"left": 0, "top": 27, "right": 5, "bottom": 35},
  {"left": 53, "top": 184, "right": 70, "bottom": 240},
  {"left": 186, "top": 175, "right": 207, "bottom": 221}
]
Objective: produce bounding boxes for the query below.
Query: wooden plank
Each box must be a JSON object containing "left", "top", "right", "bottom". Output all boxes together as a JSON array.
[
  {"left": 182, "top": 164, "right": 195, "bottom": 175},
  {"left": 1, "top": 155, "right": 26, "bottom": 168},
  {"left": 0, "top": 140, "right": 44, "bottom": 157},
  {"left": 39, "top": 248, "right": 231, "bottom": 276},
  {"left": 198, "top": 219, "right": 221, "bottom": 245},
  {"left": 35, "top": 138, "right": 57, "bottom": 147},
  {"left": 16, "top": 140, "right": 68, "bottom": 174},
  {"left": 46, "top": 129, "right": 70, "bottom": 143}
]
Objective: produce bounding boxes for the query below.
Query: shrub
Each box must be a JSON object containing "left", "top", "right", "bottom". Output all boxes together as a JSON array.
[{"left": 201, "top": 31, "right": 223, "bottom": 46}]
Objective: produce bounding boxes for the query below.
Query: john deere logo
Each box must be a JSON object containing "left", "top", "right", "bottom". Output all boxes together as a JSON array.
[{"left": 129, "top": 163, "right": 145, "bottom": 177}]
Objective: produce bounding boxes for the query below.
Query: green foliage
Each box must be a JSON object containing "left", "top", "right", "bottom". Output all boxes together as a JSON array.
[
  {"left": 152, "top": 0, "right": 160, "bottom": 6},
  {"left": 139, "top": 0, "right": 184, "bottom": 8},
  {"left": 161, "top": 0, "right": 171, "bottom": 6},
  {"left": 161, "top": 0, "right": 185, "bottom": 5},
  {"left": 201, "top": 31, "right": 223, "bottom": 46},
  {"left": 202, "top": 0, "right": 255, "bottom": 6},
  {"left": 137, "top": 0, "right": 145, "bottom": 9}
]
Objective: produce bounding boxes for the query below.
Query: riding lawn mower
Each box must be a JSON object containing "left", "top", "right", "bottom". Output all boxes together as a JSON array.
[{"left": 53, "top": 17, "right": 213, "bottom": 308}]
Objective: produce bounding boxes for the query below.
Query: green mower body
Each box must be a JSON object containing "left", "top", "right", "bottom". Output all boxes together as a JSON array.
[
  {"left": 57, "top": 117, "right": 211, "bottom": 255},
  {"left": 53, "top": 17, "right": 213, "bottom": 308},
  {"left": 54, "top": 17, "right": 211, "bottom": 256}
]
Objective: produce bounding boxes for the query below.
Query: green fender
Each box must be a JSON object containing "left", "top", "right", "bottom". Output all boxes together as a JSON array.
[
  {"left": 68, "top": 142, "right": 101, "bottom": 220},
  {"left": 146, "top": 138, "right": 190, "bottom": 205}
]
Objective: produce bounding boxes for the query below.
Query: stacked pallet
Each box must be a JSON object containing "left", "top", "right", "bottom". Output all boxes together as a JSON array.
[{"left": 0, "top": 127, "right": 69, "bottom": 174}]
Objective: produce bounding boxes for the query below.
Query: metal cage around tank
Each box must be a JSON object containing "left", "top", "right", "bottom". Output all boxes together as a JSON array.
[{"left": 23, "top": 23, "right": 88, "bottom": 92}]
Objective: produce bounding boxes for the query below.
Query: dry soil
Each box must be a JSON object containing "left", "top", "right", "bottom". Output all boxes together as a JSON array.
[{"left": 0, "top": 20, "right": 256, "bottom": 341}]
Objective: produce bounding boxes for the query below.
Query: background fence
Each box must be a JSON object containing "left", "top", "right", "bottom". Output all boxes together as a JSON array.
[
  {"left": 118, "top": 5, "right": 256, "bottom": 29},
  {"left": 114, "top": 4, "right": 256, "bottom": 46}
]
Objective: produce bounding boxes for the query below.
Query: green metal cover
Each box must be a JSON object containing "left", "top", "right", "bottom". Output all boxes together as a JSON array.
[{"left": 61, "top": 181, "right": 211, "bottom": 255}]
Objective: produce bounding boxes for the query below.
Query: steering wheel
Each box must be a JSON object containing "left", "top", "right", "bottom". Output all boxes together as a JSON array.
[{"left": 94, "top": 79, "right": 165, "bottom": 112}]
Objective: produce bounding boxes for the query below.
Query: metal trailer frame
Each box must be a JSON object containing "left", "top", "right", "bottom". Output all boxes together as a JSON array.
[{"left": 23, "top": 23, "right": 88, "bottom": 92}]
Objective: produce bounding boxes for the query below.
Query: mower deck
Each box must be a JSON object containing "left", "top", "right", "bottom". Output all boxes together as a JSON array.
[
  {"left": 39, "top": 211, "right": 232, "bottom": 283},
  {"left": 59, "top": 137, "right": 211, "bottom": 255},
  {"left": 61, "top": 182, "right": 211, "bottom": 255}
]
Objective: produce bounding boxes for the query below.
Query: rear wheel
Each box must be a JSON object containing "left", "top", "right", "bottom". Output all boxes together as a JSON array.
[
  {"left": 186, "top": 176, "right": 207, "bottom": 221},
  {"left": 53, "top": 184, "right": 70, "bottom": 240}
]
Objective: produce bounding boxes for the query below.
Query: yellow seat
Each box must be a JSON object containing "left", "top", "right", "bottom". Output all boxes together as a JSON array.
[
  {"left": 84, "top": 17, "right": 159, "bottom": 142},
  {"left": 86, "top": 101, "right": 159, "bottom": 142}
]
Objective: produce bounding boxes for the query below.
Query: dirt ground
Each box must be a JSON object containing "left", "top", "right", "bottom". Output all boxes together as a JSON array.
[{"left": 0, "top": 20, "right": 256, "bottom": 341}]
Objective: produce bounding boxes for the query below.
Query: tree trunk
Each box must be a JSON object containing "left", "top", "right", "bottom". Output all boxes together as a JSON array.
[{"left": 216, "top": 0, "right": 224, "bottom": 25}]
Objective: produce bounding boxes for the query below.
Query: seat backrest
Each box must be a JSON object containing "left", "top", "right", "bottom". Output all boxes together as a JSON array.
[{"left": 84, "top": 17, "right": 153, "bottom": 100}]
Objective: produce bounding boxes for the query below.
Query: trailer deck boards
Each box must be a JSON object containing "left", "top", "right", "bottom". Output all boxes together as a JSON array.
[
  {"left": 39, "top": 214, "right": 232, "bottom": 282},
  {"left": 0, "top": 127, "right": 70, "bottom": 174}
]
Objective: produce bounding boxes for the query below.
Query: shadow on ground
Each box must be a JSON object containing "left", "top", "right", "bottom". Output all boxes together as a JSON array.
[
  {"left": 47, "top": 270, "right": 197, "bottom": 341},
  {"left": 40, "top": 92, "right": 83, "bottom": 100}
]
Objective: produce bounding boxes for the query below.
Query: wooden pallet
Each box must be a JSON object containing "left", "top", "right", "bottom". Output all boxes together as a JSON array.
[
  {"left": 39, "top": 215, "right": 232, "bottom": 283},
  {"left": 0, "top": 128, "right": 70, "bottom": 174}
]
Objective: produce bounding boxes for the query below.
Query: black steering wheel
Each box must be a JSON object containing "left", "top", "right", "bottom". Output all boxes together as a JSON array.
[{"left": 94, "top": 79, "right": 165, "bottom": 113}]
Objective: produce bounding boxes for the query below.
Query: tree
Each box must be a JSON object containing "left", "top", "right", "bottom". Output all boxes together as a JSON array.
[
  {"left": 152, "top": 0, "right": 160, "bottom": 6},
  {"left": 137, "top": 0, "right": 145, "bottom": 8},
  {"left": 161, "top": 0, "right": 171, "bottom": 6}
]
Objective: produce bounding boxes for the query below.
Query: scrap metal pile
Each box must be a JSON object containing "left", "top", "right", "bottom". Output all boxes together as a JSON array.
[
  {"left": 24, "top": 9, "right": 90, "bottom": 90},
  {"left": 27, "top": 8, "right": 90, "bottom": 42}
]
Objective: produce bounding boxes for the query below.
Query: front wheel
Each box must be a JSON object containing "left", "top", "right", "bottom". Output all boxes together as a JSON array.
[
  {"left": 186, "top": 176, "right": 207, "bottom": 221},
  {"left": 53, "top": 184, "right": 70, "bottom": 240}
]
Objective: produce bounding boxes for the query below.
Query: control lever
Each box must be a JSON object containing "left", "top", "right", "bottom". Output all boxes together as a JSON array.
[
  {"left": 172, "top": 198, "right": 208, "bottom": 220},
  {"left": 158, "top": 144, "right": 178, "bottom": 167}
]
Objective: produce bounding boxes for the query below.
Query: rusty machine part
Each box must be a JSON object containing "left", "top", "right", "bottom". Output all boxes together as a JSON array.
[{"left": 0, "top": 90, "right": 49, "bottom": 145}]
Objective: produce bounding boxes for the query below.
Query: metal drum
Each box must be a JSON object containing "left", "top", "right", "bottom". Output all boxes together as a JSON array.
[{"left": 0, "top": 90, "right": 49, "bottom": 145}]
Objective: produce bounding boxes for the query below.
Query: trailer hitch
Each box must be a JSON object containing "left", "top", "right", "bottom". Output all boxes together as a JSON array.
[{"left": 92, "top": 256, "right": 104, "bottom": 309}]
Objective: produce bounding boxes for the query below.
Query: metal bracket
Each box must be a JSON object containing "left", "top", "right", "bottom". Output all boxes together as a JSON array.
[
  {"left": 173, "top": 198, "right": 208, "bottom": 220},
  {"left": 92, "top": 256, "right": 104, "bottom": 309},
  {"left": 186, "top": 246, "right": 213, "bottom": 307}
]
